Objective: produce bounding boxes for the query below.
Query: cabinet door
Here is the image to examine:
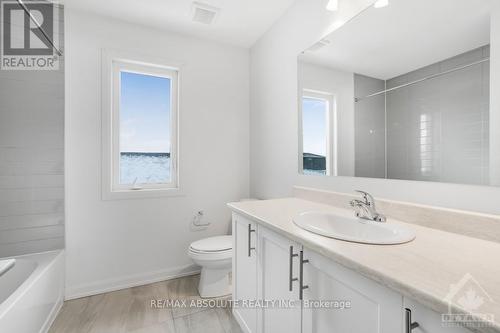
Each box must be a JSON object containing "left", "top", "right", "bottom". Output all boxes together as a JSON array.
[
  {"left": 232, "top": 214, "right": 258, "bottom": 333},
  {"left": 404, "top": 298, "right": 472, "bottom": 333},
  {"left": 302, "top": 249, "right": 403, "bottom": 333},
  {"left": 257, "top": 227, "right": 302, "bottom": 333}
]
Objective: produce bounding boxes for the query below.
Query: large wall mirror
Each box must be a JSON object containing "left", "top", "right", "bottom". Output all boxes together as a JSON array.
[{"left": 298, "top": 0, "right": 497, "bottom": 186}]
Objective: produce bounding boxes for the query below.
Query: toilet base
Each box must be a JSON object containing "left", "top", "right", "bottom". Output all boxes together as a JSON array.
[{"left": 198, "top": 267, "right": 231, "bottom": 298}]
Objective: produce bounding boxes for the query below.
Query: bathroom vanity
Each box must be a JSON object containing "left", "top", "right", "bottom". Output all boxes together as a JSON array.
[
  {"left": 228, "top": 4, "right": 500, "bottom": 330},
  {"left": 229, "top": 196, "right": 500, "bottom": 333}
]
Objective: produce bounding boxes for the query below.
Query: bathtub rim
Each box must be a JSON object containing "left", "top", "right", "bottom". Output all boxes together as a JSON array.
[{"left": 0, "top": 250, "right": 64, "bottom": 320}]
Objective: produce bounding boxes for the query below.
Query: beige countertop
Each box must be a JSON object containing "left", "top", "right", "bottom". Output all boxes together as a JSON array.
[{"left": 228, "top": 198, "right": 500, "bottom": 333}]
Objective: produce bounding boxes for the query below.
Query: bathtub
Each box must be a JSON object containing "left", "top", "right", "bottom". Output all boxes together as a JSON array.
[{"left": 0, "top": 250, "right": 64, "bottom": 333}]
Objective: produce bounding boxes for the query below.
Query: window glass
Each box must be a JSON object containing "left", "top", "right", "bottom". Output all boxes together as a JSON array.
[
  {"left": 119, "top": 71, "right": 172, "bottom": 185},
  {"left": 302, "top": 97, "right": 328, "bottom": 175}
]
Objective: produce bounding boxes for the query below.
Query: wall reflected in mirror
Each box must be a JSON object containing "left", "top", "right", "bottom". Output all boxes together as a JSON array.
[{"left": 298, "top": 0, "right": 497, "bottom": 186}]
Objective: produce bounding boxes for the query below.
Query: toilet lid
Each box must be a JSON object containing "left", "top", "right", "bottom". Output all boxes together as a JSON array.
[{"left": 190, "top": 235, "right": 232, "bottom": 252}]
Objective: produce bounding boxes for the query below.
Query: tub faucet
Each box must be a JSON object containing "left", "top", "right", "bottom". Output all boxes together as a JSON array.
[{"left": 349, "top": 190, "right": 386, "bottom": 222}]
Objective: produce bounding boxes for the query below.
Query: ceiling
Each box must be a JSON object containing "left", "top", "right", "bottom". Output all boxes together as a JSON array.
[
  {"left": 61, "top": 0, "right": 297, "bottom": 48},
  {"left": 300, "top": 0, "right": 495, "bottom": 80}
]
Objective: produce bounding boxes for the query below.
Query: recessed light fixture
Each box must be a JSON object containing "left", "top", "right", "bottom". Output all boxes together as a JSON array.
[
  {"left": 326, "top": 0, "right": 338, "bottom": 11},
  {"left": 191, "top": 2, "right": 220, "bottom": 25},
  {"left": 373, "top": 0, "right": 389, "bottom": 8}
]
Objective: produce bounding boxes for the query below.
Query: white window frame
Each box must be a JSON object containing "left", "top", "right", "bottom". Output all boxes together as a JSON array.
[
  {"left": 101, "top": 50, "right": 181, "bottom": 200},
  {"left": 299, "top": 89, "right": 338, "bottom": 176}
]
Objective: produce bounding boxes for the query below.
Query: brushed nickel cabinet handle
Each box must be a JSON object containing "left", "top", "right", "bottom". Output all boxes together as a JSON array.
[
  {"left": 299, "top": 250, "right": 309, "bottom": 300},
  {"left": 405, "top": 308, "right": 420, "bottom": 333},
  {"left": 247, "top": 224, "right": 256, "bottom": 257},
  {"left": 289, "top": 246, "right": 299, "bottom": 291}
]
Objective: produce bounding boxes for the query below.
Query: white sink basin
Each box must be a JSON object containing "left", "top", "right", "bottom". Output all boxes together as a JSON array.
[{"left": 293, "top": 211, "right": 416, "bottom": 245}]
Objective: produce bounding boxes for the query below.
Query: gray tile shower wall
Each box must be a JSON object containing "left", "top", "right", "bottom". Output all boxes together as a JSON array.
[
  {"left": 0, "top": 5, "right": 65, "bottom": 257},
  {"left": 386, "top": 45, "right": 490, "bottom": 184},
  {"left": 354, "top": 74, "right": 386, "bottom": 179},
  {"left": 353, "top": 45, "right": 490, "bottom": 185}
]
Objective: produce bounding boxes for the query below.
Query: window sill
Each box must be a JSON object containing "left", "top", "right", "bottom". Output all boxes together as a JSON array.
[{"left": 102, "top": 187, "right": 185, "bottom": 201}]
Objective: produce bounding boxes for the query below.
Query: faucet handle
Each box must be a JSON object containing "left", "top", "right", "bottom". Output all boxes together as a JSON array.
[{"left": 354, "top": 190, "right": 375, "bottom": 207}]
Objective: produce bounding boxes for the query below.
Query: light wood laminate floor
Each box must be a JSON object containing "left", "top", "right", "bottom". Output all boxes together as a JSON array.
[{"left": 49, "top": 274, "right": 243, "bottom": 333}]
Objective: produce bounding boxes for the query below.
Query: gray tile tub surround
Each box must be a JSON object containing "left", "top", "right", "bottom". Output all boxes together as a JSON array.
[
  {"left": 385, "top": 45, "right": 490, "bottom": 185},
  {"left": 354, "top": 74, "right": 386, "bottom": 179},
  {"left": 293, "top": 186, "right": 500, "bottom": 244},
  {"left": 0, "top": 135, "right": 65, "bottom": 257},
  {"left": 352, "top": 45, "right": 490, "bottom": 185},
  {"left": 0, "top": 7, "right": 65, "bottom": 257}
]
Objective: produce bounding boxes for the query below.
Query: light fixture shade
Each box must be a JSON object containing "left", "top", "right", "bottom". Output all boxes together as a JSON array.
[
  {"left": 373, "top": 0, "right": 389, "bottom": 8},
  {"left": 326, "top": 0, "right": 338, "bottom": 11}
]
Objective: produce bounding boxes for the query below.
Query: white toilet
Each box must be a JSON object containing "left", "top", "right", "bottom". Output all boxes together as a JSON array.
[{"left": 188, "top": 235, "right": 232, "bottom": 298}]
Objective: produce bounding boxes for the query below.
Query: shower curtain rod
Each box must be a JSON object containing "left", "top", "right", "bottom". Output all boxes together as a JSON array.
[
  {"left": 354, "top": 57, "right": 489, "bottom": 102},
  {"left": 16, "top": 0, "right": 63, "bottom": 56}
]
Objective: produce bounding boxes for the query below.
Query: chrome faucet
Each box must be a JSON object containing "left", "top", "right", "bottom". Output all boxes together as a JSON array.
[{"left": 349, "top": 190, "right": 386, "bottom": 222}]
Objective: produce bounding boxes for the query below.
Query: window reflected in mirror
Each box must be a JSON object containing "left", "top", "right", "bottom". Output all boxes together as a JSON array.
[{"left": 300, "top": 91, "right": 336, "bottom": 176}]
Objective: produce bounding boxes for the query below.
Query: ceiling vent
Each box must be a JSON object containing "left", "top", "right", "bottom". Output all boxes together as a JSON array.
[
  {"left": 306, "top": 39, "right": 331, "bottom": 52},
  {"left": 191, "top": 2, "right": 219, "bottom": 25}
]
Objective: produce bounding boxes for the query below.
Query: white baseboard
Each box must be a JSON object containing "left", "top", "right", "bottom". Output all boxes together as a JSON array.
[
  {"left": 40, "top": 297, "right": 63, "bottom": 333},
  {"left": 65, "top": 264, "right": 200, "bottom": 300}
]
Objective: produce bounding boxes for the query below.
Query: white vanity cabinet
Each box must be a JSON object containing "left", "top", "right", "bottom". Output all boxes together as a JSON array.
[
  {"left": 232, "top": 214, "right": 258, "bottom": 333},
  {"left": 257, "top": 227, "right": 302, "bottom": 333},
  {"left": 301, "top": 249, "right": 403, "bottom": 333},
  {"left": 232, "top": 213, "right": 472, "bottom": 333}
]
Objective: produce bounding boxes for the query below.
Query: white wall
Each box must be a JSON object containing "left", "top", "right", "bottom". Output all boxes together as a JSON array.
[
  {"left": 65, "top": 10, "right": 249, "bottom": 298},
  {"left": 250, "top": 0, "right": 500, "bottom": 215}
]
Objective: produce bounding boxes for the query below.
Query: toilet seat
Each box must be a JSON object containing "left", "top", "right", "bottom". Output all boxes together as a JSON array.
[
  {"left": 189, "top": 236, "right": 232, "bottom": 261},
  {"left": 189, "top": 235, "right": 232, "bottom": 252},
  {"left": 188, "top": 248, "right": 231, "bottom": 261}
]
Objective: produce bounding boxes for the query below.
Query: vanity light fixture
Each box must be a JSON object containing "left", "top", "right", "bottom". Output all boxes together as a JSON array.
[
  {"left": 326, "top": 0, "right": 338, "bottom": 11},
  {"left": 373, "top": 0, "right": 389, "bottom": 8}
]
